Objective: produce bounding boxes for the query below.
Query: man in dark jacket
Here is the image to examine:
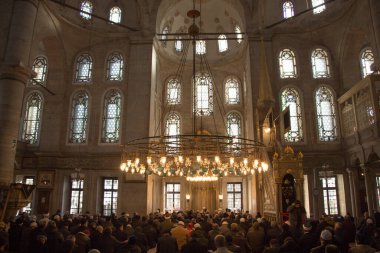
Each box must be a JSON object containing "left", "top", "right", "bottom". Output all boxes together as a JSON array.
[
  {"left": 156, "top": 232, "right": 178, "bottom": 253},
  {"left": 298, "top": 223, "right": 317, "bottom": 253}
]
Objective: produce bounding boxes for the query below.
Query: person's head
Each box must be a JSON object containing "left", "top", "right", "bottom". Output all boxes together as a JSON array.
[
  {"left": 104, "top": 227, "right": 112, "bottom": 236},
  {"left": 177, "top": 221, "right": 185, "bottom": 227},
  {"left": 320, "top": 229, "right": 332, "bottom": 245},
  {"left": 214, "top": 235, "right": 226, "bottom": 248},
  {"left": 230, "top": 223, "right": 238, "bottom": 231},
  {"left": 37, "top": 235, "right": 47, "bottom": 245},
  {"left": 334, "top": 222, "right": 342, "bottom": 231},
  {"left": 294, "top": 200, "right": 301, "bottom": 208},
  {"left": 303, "top": 222, "right": 312, "bottom": 233},
  {"left": 96, "top": 225, "right": 103, "bottom": 234}
]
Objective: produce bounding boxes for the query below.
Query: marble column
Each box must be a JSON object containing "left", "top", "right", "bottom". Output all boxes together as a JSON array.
[
  {"left": 346, "top": 168, "right": 357, "bottom": 218},
  {"left": 361, "top": 164, "right": 374, "bottom": 217},
  {"left": 312, "top": 168, "right": 319, "bottom": 219},
  {"left": 0, "top": 0, "right": 39, "bottom": 186}
]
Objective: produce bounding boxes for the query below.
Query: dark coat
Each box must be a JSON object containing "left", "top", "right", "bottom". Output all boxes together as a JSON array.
[
  {"left": 157, "top": 234, "right": 178, "bottom": 253},
  {"left": 181, "top": 238, "right": 208, "bottom": 253},
  {"left": 97, "top": 234, "right": 121, "bottom": 253}
]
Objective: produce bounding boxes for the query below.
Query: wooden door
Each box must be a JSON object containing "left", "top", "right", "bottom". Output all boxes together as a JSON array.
[{"left": 36, "top": 190, "right": 50, "bottom": 214}]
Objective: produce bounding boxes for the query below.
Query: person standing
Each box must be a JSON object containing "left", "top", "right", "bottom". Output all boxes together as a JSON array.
[{"left": 286, "top": 200, "right": 306, "bottom": 230}]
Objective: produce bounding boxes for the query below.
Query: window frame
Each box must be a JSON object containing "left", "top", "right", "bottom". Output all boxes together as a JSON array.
[
  {"left": 21, "top": 91, "right": 43, "bottom": 145},
  {"left": 225, "top": 77, "right": 240, "bottom": 105},
  {"left": 311, "top": 0, "right": 326, "bottom": 14},
  {"left": 314, "top": 85, "right": 338, "bottom": 142},
  {"left": 68, "top": 90, "right": 90, "bottom": 144},
  {"left": 320, "top": 175, "right": 339, "bottom": 215},
  {"left": 360, "top": 47, "right": 375, "bottom": 79},
  {"left": 280, "top": 86, "right": 304, "bottom": 143},
  {"left": 21, "top": 176, "right": 35, "bottom": 214},
  {"left": 69, "top": 179, "right": 84, "bottom": 214},
  {"left": 226, "top": 182, "right": 243, "bottom": 210},
  {"left": 311, "top": 48, "right": 331, "bottom": 79},
  {"left": 194, "top": 73, "right": 213, "bottom": 116},
  {"left": 166, "top": 78, "right": 181, "bottom": 105},
  {"left": 106, "top": 52, "right": 124, "bottom": 81},
  {"left": 79, "top": 0, "right": 93, "bottom": 20},
  {"left": 278, "top": 48, "right": 298, "bottom": 79},
  {"left": 165, "top": 182, "right": 181, "bottom": 211},
  {"left": 29, "top": 56, "right": 48, "bottom": 86},
  {"left": 101, "top": 89, "right": 122, "bottom": 144},
  {"left": 109, "top": 6, "right": 122, "bottom": 24},
  {"left": 218, "top": 34, "right": 228, "bottom": 53},
  {"left": 196, "top": 40, "right": 206, "bottom": 55},
  {"left": 283, "top": 1, "right": 295, "bottom": 19},
  {"left": 74, "top": 53, "right": 93, "bottom": 84},
  {"left": 102, "top": 177, "right": 118, "bottom": 216}
]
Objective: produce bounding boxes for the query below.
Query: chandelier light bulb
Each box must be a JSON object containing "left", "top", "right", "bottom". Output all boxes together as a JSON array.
[
  {"left": 215, "top": 155, "right": 220, "bottom": 164},
  {"left": 261, "top": 162, "right": 269, "bottom": 171},
  {"left": 258, "top": 167, "right": 262, "bottom": 173},
  {"left": 243, "top": 158, "right": 248, "bottom": 166},
  {"left": 131, "top": 168, "right": 135, "bottom": 174},
  {"left": 178, "top": 156, "right": 184, "bottom": 163},
  {"left": 135, "top": 158, "right": 140, "bottom": 166},
  {"left": 147, "top": 157, "right": 152, "bottom": 165},
  {"left": 160, "top": 156, "right": 167, "bottom": 165},
  {"left": 127, "top": 160, "right": 132, "bottom": 167},
  {"left": 120, "top": 163, "right": 126, "bottom": 171},
  {"left": 197, "top": 155, "right": 202, "bottom": 163},
  {"left": 251, "top": 169, "right": 255, "bottom": 174},
  {"left": 253, "top": 159, "right": 259, "bottom": 167},
  {"left": 230, "top": 157, "right": 234, "bottom": 166},
  {"left": 224, "top": 171, "right": 228, "bottom": 176}
]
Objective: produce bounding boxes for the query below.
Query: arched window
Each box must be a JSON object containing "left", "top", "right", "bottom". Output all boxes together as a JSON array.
[
  {"left": 106, "top": 52, "right": 123, "bottom": 81},
  {"left": 22, "top": 92, "right": 43, "bottom": 144},
  {"left": 75, "top": 54, "right": 93, "bottom": 83},
  {"left": 195, "top": 73, "right": 213, "bottom": 116},
  {"left": 218, "top": 35, "right": 228, "bottom": 53},
  {"left": 161, "top": 26, "right": 169, "bottom": 46},
  {"left": 226, "top": 112, "right": 242, "bottom": 138},
  {"left": 235, "top": 25, "right": 243, "bottom": 43},
  {"left": 175, "top": 36, "right": 183, "bottom": 52},
  {"left": 315, "top": 86, "right": 337, "bottom": 141},
  {"left": 69, "top": 91, "right": 89, "bottom": 143},
  {"left": 311, "top": 48, "right": 331, "bottom": 78},
  {"left": 225, "top": 78, "right": 240, "bottom": 104},
  {"left": 312, "top": 0, "right": 325, "bottom": 14},
  {"left": 167, "top": 79, "right": 181, "bottom": 104},
  {"left": 279, "top": 49, "right": 297, "bottom": 78},
  {"left": 109, "top": 6, "right": 122, "bottom": 23},
  {"left": 101, "top": 90, "right": 122, "bottom": 143},
  {"left": 283, "top": 1, "right": 294, "bottom": 19},
  {"left": 360, "top": 48, "right": 374, "bottom": 78},
  {"left": 30, "top": 56, "right": 47, "bottom": 86},
  {"left": 165, "top": 112, "right": 180, "bottom": 152},
  {"left": 196, "top": 40, "right": 206, "bottom": 55},
  {"left": 165, "top": 113, "right": 180, "bottom": 136},
  {"left": 281, "top": 87, "right": 303, "bottom": 142},
  {"left": 80, "top": 1, "right": 93, "bottom": 20}
]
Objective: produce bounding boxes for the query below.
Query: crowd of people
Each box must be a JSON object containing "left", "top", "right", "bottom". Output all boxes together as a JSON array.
[{"left": 0, "top": 201, "right": 379, "bottom": 253}]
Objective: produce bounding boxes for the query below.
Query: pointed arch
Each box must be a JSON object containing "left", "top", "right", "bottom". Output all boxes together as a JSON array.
[
  {"left": 315, "top": 86, "right": 338, "bottom": 141},
  {"left": 311, "top": 48, "right": 331, "bottom": 78},
  {"left": 69, "top": 90, "right": 89, "bottom": 143},
  {"left": 22, "top": 91, "right": 44, "bottom": 144},
  {"left": 280, "top": 87, "right": 303, "bottom": 142},
  {"left": 101, "top": 89, "right": 122, "bottom": 143}
]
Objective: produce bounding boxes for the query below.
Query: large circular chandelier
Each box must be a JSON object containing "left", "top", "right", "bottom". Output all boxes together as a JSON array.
[
  {"left": 120, "top": 2, "right": 269, "bottom": 181},
  {"left": 120, "top": 134, "right": 269, "bottom": 180}
]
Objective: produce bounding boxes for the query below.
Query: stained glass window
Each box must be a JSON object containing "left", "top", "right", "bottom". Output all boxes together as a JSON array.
[
  {"left": 80, "top": 1, "right": 93, "bottom": 20},
  {"left": 22, "top": 92, "right": 43, "bottom": 144},
  {"left": 321, "top": 176, "right": 338, "bottom": 215},
  {"left": 75, "top": 54, "right": 92, "bottom": 83},
  {"left": 360, "top": 48, "right": 374, "bottom": 78},
  {"left": 30, "top": 56, "right": 47, "bottom": 86},
  {"left": 227, "top": 112, "right": 241, "bottom": 138},
  {"left": 106, "top": 52, "right": 123, "bottom": 81},
  {"left": 315, "top": 86, "right": 337, "bottom": 141},
  {"left": 195, "top": 74, "right": 213, "bottom": 116},
  {"left": 109, "top": 6, "right": 121, "bottom": 23},
  {"left": 279, "top": 49, "right": 297, "bottom": 78},
  {"left": 225, "top": 78, "right": 240, "bottom": 104},
  {"left": 101, "top": 90, "right": 121, "bottom": 143},
  {"left": 161, "top": 26, "right": 169, "bottom": 46},
  {"left": 165, "top": 113, "right": 180, "bottom": 136},
  {"left": 218, "top": 35, "right": 228, "bottom": 53},
  {"left": 235, "top": 26, "right": 243, "bottom": 43},
  {"left": 69, "top": 91, "right": 89, "bottom": 143},
  {"left": 103, "top": 178, "right": 118, "bottom": 216},
  {"left": 70, "top": 179, "right": 84, "bottom": 214},
  {"left": 167, "top": 79, "right": 181, "bottom": 104},
  {"left": 227, "top": 183, "right": 242, "bottom": 210},
  {"left": 166, "top": 183, "right": 180, "bottom": 211},
  {"left": 283, "top": 1, "right": 294, "bottom": 19},
  {"left": 312, "top": 0, "right": 326, "bottom": 14},
  {"left": 312, "top": 49, "right": 330, "bottom": 78},
  {"left": 175, "top": 36, "right": 183, "bottom": 52},
  {"left": 196, "top": 40, "right": 206, "bottom": 55},
  {"left": 281, "top": 87, "right": 303, "bottom": 142}
]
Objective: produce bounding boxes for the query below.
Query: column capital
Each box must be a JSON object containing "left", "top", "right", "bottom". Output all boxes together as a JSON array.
[
  {"left": 346, "top": 167, "right": 354, "bottom": 174},
  {"left": 0, "top": 62, "right": 33, "bottom": 84},
  {"left": 360, "top": 164, "right": 370, "bottom": 175}
]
